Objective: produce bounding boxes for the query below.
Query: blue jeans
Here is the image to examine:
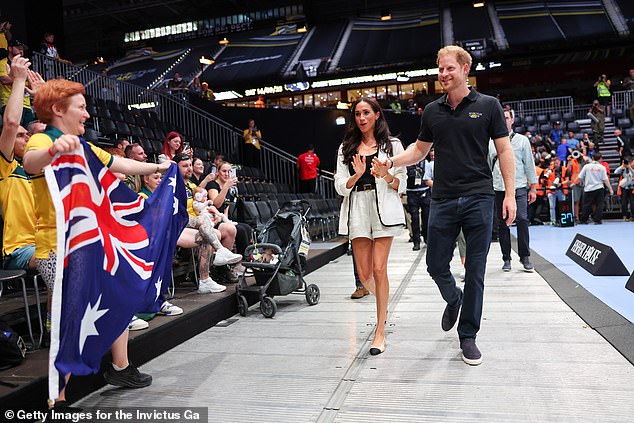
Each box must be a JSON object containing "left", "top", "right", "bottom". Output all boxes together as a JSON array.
[
  {"left": 547, "top": 190, "right": 566, "bottom": 223},
  {"left": 495, "top": 188, "right": 530, "bottom": 261},
  {"left": 426, "top": 194, "right": 494, "bottom": 340}
]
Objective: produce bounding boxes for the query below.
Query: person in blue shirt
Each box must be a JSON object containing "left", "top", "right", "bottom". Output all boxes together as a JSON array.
[{"left": 550, "top": 121, "right": 563, "bottom": 146}]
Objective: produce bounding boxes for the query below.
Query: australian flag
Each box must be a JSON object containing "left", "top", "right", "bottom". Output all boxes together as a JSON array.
[{"left": 45, "top": 140, "right": 188, "bottom": 400}]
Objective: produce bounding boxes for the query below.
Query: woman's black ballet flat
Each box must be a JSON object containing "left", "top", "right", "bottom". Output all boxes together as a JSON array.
[{"left": 369, "top": 341, "right": 385, "bottom": 356}]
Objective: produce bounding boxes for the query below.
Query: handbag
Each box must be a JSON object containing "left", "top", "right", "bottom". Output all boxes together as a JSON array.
[{"left": 0, "top": 320, "right": 26, "bottom": 370}]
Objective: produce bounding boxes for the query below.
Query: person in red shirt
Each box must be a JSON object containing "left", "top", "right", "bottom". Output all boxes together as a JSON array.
[{"left": 296, "top": 144, "right": 321, "bottom": 193}]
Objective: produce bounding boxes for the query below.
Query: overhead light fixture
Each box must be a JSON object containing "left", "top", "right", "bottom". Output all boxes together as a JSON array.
[
  {"left": 473, "top": 1, "right": 485, "bottom": 7},
  {"left": 396, "top": 73, "right": 410, "bottom": 82},
  {"left": 335, "top": 116, "right": 346, "bottom": 125},
  {"left": 297, "top": 22, "right": 307, "bottom": 33},
  {"left": 475, "top": 63, "right": 485, "bottom": 71},
  {"left": 380, "top": 10, "right": 392, "bottom": 21},
  {"left": 199, "top": 56, "right": 215, "bottom": 65},
  {"left": 219, "top": 37, "right": 229, "bottom": 45}
]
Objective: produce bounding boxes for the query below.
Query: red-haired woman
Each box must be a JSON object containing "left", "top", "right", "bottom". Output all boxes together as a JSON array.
[{"left": 158, "top": 131, "right": 190, "bottom": 163}]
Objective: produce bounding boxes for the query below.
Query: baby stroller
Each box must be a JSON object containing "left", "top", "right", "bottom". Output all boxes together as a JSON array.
[{"left": 237, "top": 200, "right": 320, "bottom": 318}]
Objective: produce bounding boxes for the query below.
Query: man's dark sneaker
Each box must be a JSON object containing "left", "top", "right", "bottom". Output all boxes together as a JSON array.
[
  {"left": 502, "top": 260, "right": 511, "bottom": 272},
  {"left": 211, "top": 265, "right": 238, "bottom": 284},
  {"left": 460, "top": 338, "right": 482, "bottom": 365},
  {"left": 412, "top": 243, "right": 421, "bottom": 251},
  {"left": 520, "top": 257, "right": 534, "bottom": 272},
  {"left": 441, "top": 302, "right": 461, "bottom": 331},
  {"left": 103, "top": 363, "right": 152, "bottom": 388}
]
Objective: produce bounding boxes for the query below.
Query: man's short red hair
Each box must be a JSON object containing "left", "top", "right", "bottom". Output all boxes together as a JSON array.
[{"left": 33, "top": 79, "right": 86, "bottom": 124}]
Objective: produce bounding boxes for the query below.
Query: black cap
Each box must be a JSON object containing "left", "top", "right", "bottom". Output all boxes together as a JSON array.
[
  {"left": 555, "top": 121, "right": 561, "bottom": 125},
  {"left": 8, "top": 39, "right": 27, "bottom": 49}
]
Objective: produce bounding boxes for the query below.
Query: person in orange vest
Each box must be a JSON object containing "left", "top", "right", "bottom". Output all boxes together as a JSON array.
[
  {"left": 531, "top": 162, "right": 548, "bottom": 225},
  {"left": 567, "top": 151, "right": 584, "bottom": 220},
  {"left": 546, "top": 157, "right": 569, "bottom": 225}
]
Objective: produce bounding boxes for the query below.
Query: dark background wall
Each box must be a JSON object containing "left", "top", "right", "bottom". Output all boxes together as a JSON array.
[{"left": 192, "top": 98, "right": 421, "bottom": 172}]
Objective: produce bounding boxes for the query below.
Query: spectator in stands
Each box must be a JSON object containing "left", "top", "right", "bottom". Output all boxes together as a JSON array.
[
  {"left": 575, "top": 153, "right": 613, "bottom": 224},
  {"left": 0, "top": 55, "right": 37, "bottom": 273},
  {"left": 556, "top": 136, "right": 571, "bottom": 164},
  {"left": 0, "top": 40, "right": 39, "bottom": 126},
  {"left": 489, "top": 109, "right": 538, "bottom": 272},
  {"left": 23, "top": 79, "right": 177, "bottom": 401},
  {"left": 158, "top": 131, "right": 189, "bottom": 163},
  {"left": 545, "top": 157, "right": 569, "bottom": 225},
  {"left": 27, "top": 119, "right": 46, "bottom": 135},
  {"left": 405, "top": 150, "right": 431, "bottom": 251},
  {"left": 407, "top": 98, "right": 418, "bottom": 114},
  {"left": 594, "top": 74, "right": 611, "bottom": 117},
  {"left": 201, "top": 82, "right": 215, "bottom": 101},
  {"left": 336, "top": 97, "right": 407, "bottom": 357},
  {"left": 589, "top": 100, "right": 605, "bottom": 148},
  {"left": 191, "top": 156, "right": 216, "bottom": 189},
  {"left": 616, "top": 129, "right": 632, "bottom": 164},
  {"left": 389, "top": 98, "right": 401, "bottom": 114},
  {"left": 504, "top": 104, "right": 515, "bottom": 120},
  {"left": 243, "top": 119, "right": 261, "bottom": 167},
  {"left": 255, "top": 95, "right": 265, "bottom": 108},
  {"left": 40, "top": 32, "right": 61, "bottom": 60},
  {"left": 623, "top": 69, "right": 634, "bottom": 91},
  {"left": 167, "top": 71, "right": 186, "bottom": 93},
  {"left": 123, "top": 143, "right": 147, "bottom": 191},
  {"left": 599, "top": 154, "right": 610, "bottom": 176},
  {"left": 188, "top": 77, "right": 202, "bottom": 96},
  {"left": 116, "top": 138, "right": 130, "bottom": 152},
  {"left": 210, "top": 152, "right": 224, "bottom": 175},
  {"left": 615, "top": 158, "right": 634, "bottom": 221},
  {"left": 296, "top": 144, "right": 320, "bottom": 193},
  {"left": 550, "top": 121, "right": 563, "bottom": 146},
  {"left": 174, "top": 153, "right": 241, "bottom": 277},
  {"left": 0, "top": 21, "right": 12, "bottom": 52},
  {"left": 373, "top": 45, "right": 516, "bottom": 366},
  {"left": 208, "top": 161, "right": 253, "bottom": 281}
]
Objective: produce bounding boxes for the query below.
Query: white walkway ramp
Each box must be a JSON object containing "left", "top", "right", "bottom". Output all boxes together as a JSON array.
[{"left": 77, "top": 233, "right": 634, "bottom": 422}]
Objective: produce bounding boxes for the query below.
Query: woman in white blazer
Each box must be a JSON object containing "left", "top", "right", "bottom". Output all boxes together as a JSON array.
[{"left": 334, "top": 97, "right": 406, "bottom": 355}]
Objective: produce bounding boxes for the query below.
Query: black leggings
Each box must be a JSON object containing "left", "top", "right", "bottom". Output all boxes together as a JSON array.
[{"left": 235, "top": 222, "right": 253, "bottom": 258}]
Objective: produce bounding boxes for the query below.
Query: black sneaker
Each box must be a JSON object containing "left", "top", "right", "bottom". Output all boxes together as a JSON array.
[
  {"left": 412, "top": 243, "right": 420, "bottom": 251},
  {"left": 103, "top": 363, "right": 152, "bottom": 388},
  {"left": 520, "top": 257, "right": 534, "bottom": 272},
  {"left": 211, "top": 265, "right": 238, "bottom": 283},
  {"left": 441, "top": 302, "right": 461, "bottom": 331},
  {"left": 460, "top": 338, "right": 482, "bottom": 365},
  {"left": 502, "top": 260, "right": 511, "bottom": 272}
]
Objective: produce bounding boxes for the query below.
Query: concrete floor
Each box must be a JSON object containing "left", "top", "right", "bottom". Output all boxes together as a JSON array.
[{"left": 76, "top": 232, "right": 634, "bottom": 423}]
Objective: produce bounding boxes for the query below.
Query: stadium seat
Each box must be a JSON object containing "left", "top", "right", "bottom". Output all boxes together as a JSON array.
[
  {"left": 624, "top": 128, "right": 634, "bottom": 139},
  {"left": 115, "top": 121, "right": 131, "bottom": 137},
  {"left": 562, "top": 112, "right": 575, "bottom": 123},
  {"left": 612, "top": 108, "right": 624, "bottom": 120},
  {"left": 109, "top": 110, "right": 124, "bottom": 122},
  {"left": 548, "top": 113, "right": 561, "bottom": 124},
  {"left": 617, "top": 118, "right": 631, "bottom": 129},
  {"left": 536, "top": 115, "right": 548, "bottom": 125},
  {"left": 99, "top": 118, "right": 117, "bottom": 137},
  {"left": 567, "top": 121, "right": 580, "bottom": 132},
  {"left": 513, "top": 116, "right": 522, "bottom": 126},
  {"left": 539, "top": 124, "right": 552, "bottom": 134},
  {"left": 513, "top": 125, "right": 525, "bottom": 134},
  {"left": 83, "top": 127, "right": 100, "bottom": 143},
  {"left": 526, "top": 125, "right": 538, "bottom": 134},
  {"left": 523, "top": 116, "right": 535, "bottom": 126}
]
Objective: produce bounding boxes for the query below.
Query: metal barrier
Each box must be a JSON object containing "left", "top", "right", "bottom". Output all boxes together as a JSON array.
[
  {"left": 573, "top": 103, "right": 593, "bottom": 121},
  {"left": 30, "top": 53, "right": 333, "bottom": 197},
  {"left": 612, "top": 90, "right": 634, "bottom": 113},
  {"left": 511, "top": 96, "right": 574, "bottom": 118}
]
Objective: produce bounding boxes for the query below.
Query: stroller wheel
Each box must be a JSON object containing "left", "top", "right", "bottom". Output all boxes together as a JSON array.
[
  {"left": 305, "top": 284, "right": 320, "bottom": 305},
  {"left": 237, "top": 294, "right": 248, "bottom": 317},
  {"left": 260, "top": 296, "right": 277, "bottom": 318}
]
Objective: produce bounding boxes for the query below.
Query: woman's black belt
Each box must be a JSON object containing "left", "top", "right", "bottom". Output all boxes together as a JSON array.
[{"left": 353, "top": 183, "right": 376, "bottom": 192}]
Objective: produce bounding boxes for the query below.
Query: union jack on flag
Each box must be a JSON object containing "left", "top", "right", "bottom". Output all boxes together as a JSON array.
[{"left": 45, "top": 140, "right": 188, "bottom": 400}]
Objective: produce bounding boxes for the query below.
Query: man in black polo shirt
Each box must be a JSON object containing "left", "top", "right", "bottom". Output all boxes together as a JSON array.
[{"left": 373, "top": 46, "right": 516, "bottom": 366}]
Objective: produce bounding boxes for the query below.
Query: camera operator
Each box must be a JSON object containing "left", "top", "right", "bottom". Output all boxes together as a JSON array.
[
  {"left": 588, "top": 100, "right": 605, "bottom": 149},
  {"left": 593, "top": 74, "right": 611, "bottom": 117},
  {"left": 545, "top": 157, "right": 569, "bottom": 225},
  {"left": 568, "top": 150, "right": 585, "bottom": 220}
]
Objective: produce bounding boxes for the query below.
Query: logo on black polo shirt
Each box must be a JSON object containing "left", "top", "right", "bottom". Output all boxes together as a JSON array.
[{"left": 468, "top": 112, "right": 483, "bottom": 119}]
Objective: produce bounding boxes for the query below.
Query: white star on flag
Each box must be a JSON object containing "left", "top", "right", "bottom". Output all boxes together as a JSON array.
[
  {"left": 155, "top": 277, "right": 162, "bottom": 302},
  {"left": 168, "top": 176, "right": 179, "bottom": 215},
  {"left": 79, "top": 294, "right": 109, "bottom": 355}
]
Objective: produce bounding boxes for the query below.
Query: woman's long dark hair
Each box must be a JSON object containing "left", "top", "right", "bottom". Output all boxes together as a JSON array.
[{"left": 341, "top": 97, "right": 393, "bottom": 165}]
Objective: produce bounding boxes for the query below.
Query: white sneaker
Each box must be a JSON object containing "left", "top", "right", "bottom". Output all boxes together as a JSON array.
[
  {"left": 128, "top": 316, "right": 149, "bottom": 331},
  {"left": 158, "top": 301, "right": 183, "bottom": 316},
  {"left": 213, "top": 247, "right": 243, "bottom": 266},
  {"left": 197, "top": 277, "right": 227, "bottom": 294}
]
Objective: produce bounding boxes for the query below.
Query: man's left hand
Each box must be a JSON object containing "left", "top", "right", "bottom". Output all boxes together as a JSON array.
[{"left": 502, "top": 195, "right": 517, "bottom": 226}]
